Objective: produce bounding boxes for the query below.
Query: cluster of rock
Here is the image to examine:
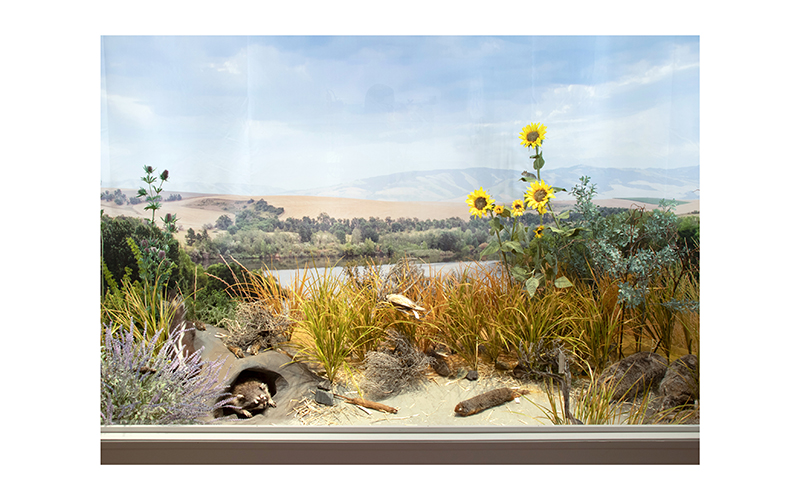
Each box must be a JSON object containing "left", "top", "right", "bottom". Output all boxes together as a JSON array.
[{"left": 595, "top": 351, "right": 699, "bottom": 421}]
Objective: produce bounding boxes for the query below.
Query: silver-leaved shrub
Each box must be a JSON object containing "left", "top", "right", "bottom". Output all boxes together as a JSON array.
[{"left": 101, "top": 320, "right": 233, "bottom": 425}]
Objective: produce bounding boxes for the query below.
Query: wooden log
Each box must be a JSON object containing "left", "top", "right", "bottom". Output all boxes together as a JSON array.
[
  {"left": 335, "top": 394, "right": 398, "bottom": 414},
  {"left": 454, "top": 387, "right": 529, "bottom": 417}
]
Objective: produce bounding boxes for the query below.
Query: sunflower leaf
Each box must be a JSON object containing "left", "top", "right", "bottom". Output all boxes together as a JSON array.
[
  {"left": 520, "top": 175, "right": 538, "bottom": 183},
  {"left": 555, "top": 210, "right": 571, "bottom": 220},
  {"left": 550, "top": 227, "right": 585, "bottom": 238},
  {"left": 525, "top": 275, "right": 541, "bottom": 296},
  {"left": 510, "top": 266, "right": 529, "bottom": 282},
  {"left": 555, "top": 277, "right": 573, "bottom": 289},
  {"left": 534, "top": 157, "right": 545, "bottom": 170},
  {"left": 516, "top": 226, "right": 529, "bottom": 245},
  {"left": 552, "top": 186, "right": 566, "bottom": 192},
  {"left": 502, "top": 241, "right": 524, "bottom": 254},
  {"left": 489, "top": 218, "right": 505, "bottom": 232},
  {"left": 481, "top": 240, "right": 500, "bottom": 257}
]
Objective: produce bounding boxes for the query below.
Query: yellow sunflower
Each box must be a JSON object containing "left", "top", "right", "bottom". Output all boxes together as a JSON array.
[
  {"left": 525, "top": 179, "right": 555, "bottom": 214},
  {"left": 519, "top": 122, "right": 547, "bottom": 149},
  {"left": 534, "top": 225, "right": 545, "bottom": 238},
  {"left": 493, "top": 204, "right": 505, "bottom": 216},
  {"left": 466, "top": 187, "right": 495, "bottom": 218},
  {"left": 511, "top": 199, "right": 525, "bottom": 217}
]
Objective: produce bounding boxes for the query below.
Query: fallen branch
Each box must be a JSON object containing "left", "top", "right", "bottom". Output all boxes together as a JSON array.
[
  {"left": 454, "top": 387, "right": 530, "bottom": 417},
  {"left": 334, "top": 394, "right": 398, "bottom": 414}
]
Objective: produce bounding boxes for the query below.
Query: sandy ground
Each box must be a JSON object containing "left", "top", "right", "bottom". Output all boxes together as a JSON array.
[
  {"left": 101, "top": 191, "right": 699, "bottom": 237},
  {"left": 285, "top": 374, "right": 557, "bottom": 427},
  {"left": 196, "top": 325, "right": 559, "bottom": 427}
]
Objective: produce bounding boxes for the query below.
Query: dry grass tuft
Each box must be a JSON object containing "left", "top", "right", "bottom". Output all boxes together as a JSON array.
[
  {"left": 361, "top": 328, "right": 431, "bottom": 400},
  {"left": 219, "top": 300, "right": 293, "bottom": 354}
]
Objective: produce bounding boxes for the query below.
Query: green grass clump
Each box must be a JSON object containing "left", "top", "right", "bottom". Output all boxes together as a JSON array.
[{"left": 290, "top": 267, "right": 382, "bottom": 383}]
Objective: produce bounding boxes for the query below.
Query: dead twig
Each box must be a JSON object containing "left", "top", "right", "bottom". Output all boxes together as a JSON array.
[{"left": 334, "top": 394, "right": 398, "bottom": 414}]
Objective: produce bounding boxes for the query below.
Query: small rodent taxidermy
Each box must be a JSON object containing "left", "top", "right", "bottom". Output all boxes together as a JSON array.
[
  {"left": 229, "top": 376, "right": 276, "bottom": 418},
  {"left": 454, "top": 387, "right": 529, "bottom": 417}
]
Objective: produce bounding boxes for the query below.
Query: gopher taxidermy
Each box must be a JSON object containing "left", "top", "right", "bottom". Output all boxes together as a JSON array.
[{"left": 454, "top": 387, "right": 529, "bottom": 417}]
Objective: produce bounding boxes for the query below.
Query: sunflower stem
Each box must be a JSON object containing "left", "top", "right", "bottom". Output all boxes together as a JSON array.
[
  {"left": 548, "top": 201, "right": 563, "bottom": 230},
  {"left": 491, "top": 215, "right": 512, "bottom": 285}
]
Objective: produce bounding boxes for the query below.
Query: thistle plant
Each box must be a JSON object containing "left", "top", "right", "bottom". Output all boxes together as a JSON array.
[
  {"left": 134, "top": 165, "right": 179, "bottom": 294},
  {"left": 137, "top": 164, "right": 170, "bottom": 225},
  {"left": 101, "top": 320, "right": 233, "bottom": 425}
]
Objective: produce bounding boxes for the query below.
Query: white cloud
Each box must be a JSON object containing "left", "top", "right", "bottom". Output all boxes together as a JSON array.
[
  {"left": 611, "top": 60, "right": 699, "bottom": 90},
  {"left": 209, "top": 59, "right": 241, "bottom": 75},
  {"left": 105, "top": 93, "right": 155, "bottom": 124},
  {"left": 101, "top": 37, "right": 699, "bottom": 194}
]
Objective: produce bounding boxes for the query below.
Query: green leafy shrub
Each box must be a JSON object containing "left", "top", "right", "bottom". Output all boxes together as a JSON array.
[
  {"left": 101, "top": 214, "right": 176, "bottom": 290},
  {"left": 101, "top": 213, "right": 199, "bottom": 298}
]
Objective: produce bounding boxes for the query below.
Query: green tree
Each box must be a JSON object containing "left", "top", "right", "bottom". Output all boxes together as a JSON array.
[
  {"left": 362, "top": 225, "right": 379, "bottom": 243},
  {"left": 351, "top": 227, "right": 362, "bottom": 244},
  {"left": 334, "top": 228, "right": 347, "bottom": 244},
  {"left": 215, "top": 214, "right": 233, "bottom": 230},
  {"left": 298, "top": 222, "right": 313, "bottom": 243}
]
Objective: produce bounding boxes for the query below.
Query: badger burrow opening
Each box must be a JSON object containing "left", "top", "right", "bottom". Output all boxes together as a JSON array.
[{"left": 218, "top": 368, "right": 288, "bottom": 419}]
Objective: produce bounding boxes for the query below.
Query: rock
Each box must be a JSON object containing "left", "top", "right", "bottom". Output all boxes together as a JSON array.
[
  {"left": 428, "top": 350, "right": 455, "bottom": 378},
  {"left": 657, "top": 354, "right": 699, "bottom": 411},
  {"left": 317, "top": 379, "right": 332, "bottom": 392},
  {"left": 596, "top": 351, "right": 668, "bottom": 401},
  {"left": 495, "top": 359, "right": 513, "bottom": 371},
  {"left": 428, "top": 356, "right": 449, "bottom": 377},
  {"left": 511, "top": 363, "right": 529, "bottom": 380},
  {"left": 195, "top": 325, "right": 325, "bottom": 424},
  {"left": 424, "top": 343, "right": 451, "bottom": 357},
  {"left": 315, "top": 388, "right": 336, "bottom": 406},
  {"left": 465, "top": 370, "right": 479, "bottom": 381}
]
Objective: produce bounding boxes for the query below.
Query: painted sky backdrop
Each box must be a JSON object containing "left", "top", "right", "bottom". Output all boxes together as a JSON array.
[{"left": 100, "top": 36, "right": 699, "bottom": 195}]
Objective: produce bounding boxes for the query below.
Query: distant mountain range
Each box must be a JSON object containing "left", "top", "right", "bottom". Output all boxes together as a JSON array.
[
  {"left": 105, "top": 165, "right": 699, "bottom": 202},
  {"left": 289, "top": 165, "right": 700, "bottom": 202}
]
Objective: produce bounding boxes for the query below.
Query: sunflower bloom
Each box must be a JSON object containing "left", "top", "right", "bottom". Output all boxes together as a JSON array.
[
  {"left": 534, "top": 225, "right": 545, "bottom": 238},
  {"left": 525, "top": 179, "right": 556, "bottom": 214},
  {"left": 466, "top": 187, "right": 495, "bottom": 218},
  {"left": 519, "top": 122, "right": 547, "bottom": 149},
  {"left": 511, "top": 199, "right": 525, "bottom": 217},
  {"left": 494, "top": 204, "right": 505, "bottom": 216}
]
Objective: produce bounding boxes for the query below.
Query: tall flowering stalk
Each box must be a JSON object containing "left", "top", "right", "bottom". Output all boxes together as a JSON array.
[
  {"left": 138, "top": 165, "right": 169, "bottom": 225},
  {"left": 467, "top": 188, "right": 517, "bottom": 282},
  {"left": 466, "top": 123, "right": 584, "bottom": 296},
  {"left": 517, "top": 122, "right": 581, "bottom": 294},
  {"left": 134, "top": 165, "right": 179, "bottom": 294}
]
